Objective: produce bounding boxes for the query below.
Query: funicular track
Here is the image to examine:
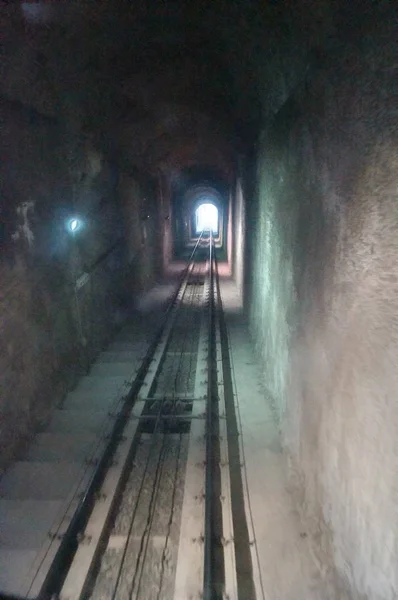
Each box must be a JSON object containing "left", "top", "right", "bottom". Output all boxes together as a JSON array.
[
  {"left": 55, "top": 234, "right": 238, "bottom": 600},
  {"left": 0, "top": 234, "right": 239, "bottom": 600}
]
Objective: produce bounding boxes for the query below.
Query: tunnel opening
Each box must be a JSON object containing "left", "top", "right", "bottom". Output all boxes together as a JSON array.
[
  {"left": 195, "top": 202, "right": 219, "bottom": 235},
  {"left": 171, "top": 171, "right": 229, "bottom": 264},
  {"left": 187, "top": 191, "right": 224, "bottom": 248}
]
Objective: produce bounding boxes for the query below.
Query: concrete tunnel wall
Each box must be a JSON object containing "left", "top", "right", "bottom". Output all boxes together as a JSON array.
[{"left": 246, "top": 8, "right": 398, "bottom": 599}]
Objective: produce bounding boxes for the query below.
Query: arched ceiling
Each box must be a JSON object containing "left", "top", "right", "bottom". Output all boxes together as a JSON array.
[{"left": 4, "top": 1, "right": 335, "bottom": 180}]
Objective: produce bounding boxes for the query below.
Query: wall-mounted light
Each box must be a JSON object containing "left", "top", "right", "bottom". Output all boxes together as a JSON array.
[{"left": 67, "top": 217, "right": 83, "bottom": 234}]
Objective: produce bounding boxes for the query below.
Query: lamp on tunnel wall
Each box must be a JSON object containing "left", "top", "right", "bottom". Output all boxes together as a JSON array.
[{"left": 66, "top": 216, "right": 83, "bottom": 235}]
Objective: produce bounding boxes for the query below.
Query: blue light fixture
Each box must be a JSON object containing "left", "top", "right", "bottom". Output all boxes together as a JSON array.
[{"left": 67, "top": 217, "right": 82, "bottom": 234}]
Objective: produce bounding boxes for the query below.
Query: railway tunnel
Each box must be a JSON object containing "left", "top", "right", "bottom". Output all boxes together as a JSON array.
[{"left": 1, "top": 2, "right": 397, "bottom": 599}]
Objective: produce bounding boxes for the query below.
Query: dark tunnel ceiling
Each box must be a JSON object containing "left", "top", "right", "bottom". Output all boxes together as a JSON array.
[
  {"left": 9, "top": 1, "right": 335, "bottom": 178},
  {"left": 171, "top": 165, "right": 229, "bottom": 197}
]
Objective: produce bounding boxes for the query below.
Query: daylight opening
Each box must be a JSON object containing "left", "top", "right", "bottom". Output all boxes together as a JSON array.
[{"left": 195, "top": 203, "right": 219, "bottom": 234}]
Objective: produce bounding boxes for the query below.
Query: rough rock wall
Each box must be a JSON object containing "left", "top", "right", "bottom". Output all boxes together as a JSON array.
[
  {"left": 0, "top": 105, "right": 162, "bottom": 473},
  {"left": 248, "top": 6, "right": 398, "bottom": 599},
  {"left": 118, "top": 172, "right": 162, "bottom": 298},
  {"left": 0, "top": 98, "right": 123, "bottom": 468},
  {"left": 0, "top": 6, "right": 167, "bottom": 470}
]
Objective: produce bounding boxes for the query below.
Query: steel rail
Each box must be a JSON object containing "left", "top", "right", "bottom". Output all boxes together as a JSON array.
[
  {"left": 110, "top": 269, "right": 204, "bottom": 600},
  {"left": 172, "top": 257, "right": 211, "bottom": 599},
  {"left": 203, "top": 231, "right": 215, "bottom": 600},
  {"left": 130, "top": 262, "right": 207, "bottom": 597},
  {"left": 131, "top": 271, "right": 205, "bottom": 599},
  {"left": 58, "top": 235, "right": 206, "bottom": 600},
  {"left": 111, "top": 256, "right": 209, "bottom": 600}
]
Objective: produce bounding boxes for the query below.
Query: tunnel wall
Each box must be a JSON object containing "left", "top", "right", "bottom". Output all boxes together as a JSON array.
[
  {"left": 232, "top": 177, "right": 245, "bottom": 298},
  {"left": 248, "top": 8, "right": 398, "bottom": 600},
  {"left": 118, "top": 172, "right": 162, "bottom": 294},
  {"left": 159, "top": 173, "right": 173, "bottom": 273},
  {"left": 0, "top": 97, "right": 160, "bottom": 470},
  {"left": 0, "top": 99, "right": 119, "bottom": 468}
]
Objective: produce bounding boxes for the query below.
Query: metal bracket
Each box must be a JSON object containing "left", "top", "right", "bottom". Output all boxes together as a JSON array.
[
  {"left": 220, "top": 536, "right": 234, "bottom": 547},
  {"left": 192, "top": 535, "right": 204, "bottom": 544},
  {"left": 95, "top": 492, "right": 107, "bottom": 502},
  {"left": 77, "top": 533, "right": 92, "bottom": 545},
  {"left": 48, "top": 531, "right": 64, "bottom": 541}
]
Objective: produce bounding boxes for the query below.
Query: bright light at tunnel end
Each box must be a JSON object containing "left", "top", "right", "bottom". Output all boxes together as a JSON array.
[{"left": 195, "top": 202, "right": 218, "bottom": 234}]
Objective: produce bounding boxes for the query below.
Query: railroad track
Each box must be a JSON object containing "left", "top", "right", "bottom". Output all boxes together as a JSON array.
[
  {"left": 0, "top": 234, "right": 237, "bottom": 600},
  {"left": 60, "top": 234, "right": 237, "bottom": 600}
]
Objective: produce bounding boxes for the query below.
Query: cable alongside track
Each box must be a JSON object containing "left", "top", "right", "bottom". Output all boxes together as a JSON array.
[{"left": 56, "top": 234, "right": 237, "bottom": 600}]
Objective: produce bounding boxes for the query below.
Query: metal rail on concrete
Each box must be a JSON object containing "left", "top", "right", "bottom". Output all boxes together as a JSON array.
[
  {"left": 54, "top": 235, "right": 206, "bottom": 599},
  {"left": 0, "top": 236, "right": 206, "bottom": 600},
  {"left": 60, "top": 238, "right": 207, "bottom": 600},
  {"left": 202, "top": 235, "right": 238, "bottom": 600},
  {"left": 214, "top": 266, "right": 238, "bottom": 600},
  {"left": 173, "top": 261, "right": 210, "bottom": 599},
  {"left": 50, "top": 265, "right": 197, "bottom": 600},
  {"left": 203, "top": 232, "right": 215, "bottom": 600},
  {"left": 58, "top": 231, "right": 238, "bottom": 600}
]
